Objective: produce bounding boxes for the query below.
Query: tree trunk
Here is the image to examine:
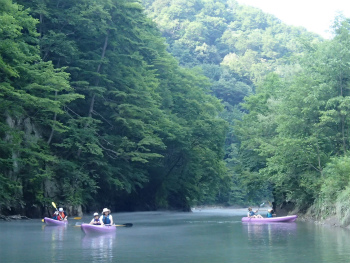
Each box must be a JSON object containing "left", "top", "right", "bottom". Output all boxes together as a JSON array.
[
  {"left": 77, "top": 30, "right": 109, "bottom": 157},
  {"left": 47, "top": 90, "right": 58, "bottom": 145},
  {"left": 88, "top": 29, "right": 109, "bottom": 117}
]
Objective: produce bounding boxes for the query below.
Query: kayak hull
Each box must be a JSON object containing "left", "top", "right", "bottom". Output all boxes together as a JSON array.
[
  {"left": 81, "top": 224, "right": 117, "bottom": 235},
  {"left": 44, "top": 217, "right": 68, "bottom": 226},
  {"left": 241, "top": 215, "right": 298, "bottom": 222}
]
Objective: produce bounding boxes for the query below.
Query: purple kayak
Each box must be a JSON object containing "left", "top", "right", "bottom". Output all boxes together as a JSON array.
[
  {"left": 44, "top": 217, "right": 68, "bottom": 226},
  {"left": 81, "top": 224, "right": 117, "bottom": 235},
  {"left": 241, "top": 215, "right": 298, "bottom": 222}
]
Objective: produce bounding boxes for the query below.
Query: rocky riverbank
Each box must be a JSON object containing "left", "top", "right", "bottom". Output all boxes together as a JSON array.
[
  {"left": 297, "top": 214, "right": 350, "bottom": 229},
  {"left": 0, "top": 214, "right": 30, "bottom": 221}
]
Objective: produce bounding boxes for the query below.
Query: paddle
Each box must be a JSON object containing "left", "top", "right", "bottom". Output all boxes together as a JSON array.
[
  {"left": 115, "top": 223, "right": 133, "bottom": 227},
  {"left": 246, "top": 203, "right": 265, "bottom": 220},
  {"left": 42, "top": 202, "right": 82, "bottom": 222},
  {"left": 42, "top": 202, "right": 59, "bottom": 222},
  {"left": 256, "top": 202, "right": 265, "bottom": 213},
  {"left": 52, "top": 202, "right": 82, "bottom": 219},
  {"left": 52, "top": 201, "right": 58, "bottom": 211}
]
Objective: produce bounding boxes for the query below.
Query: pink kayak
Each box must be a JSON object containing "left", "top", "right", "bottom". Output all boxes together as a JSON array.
[
  {"left": 44, "top": 217, "right": 68, "bottom": 226},
  {"left": 81, "top": 224, "right": 117, "bottom": 235},
  {"left": 242, "top": 215, "right": 298, "bottom": 222}
]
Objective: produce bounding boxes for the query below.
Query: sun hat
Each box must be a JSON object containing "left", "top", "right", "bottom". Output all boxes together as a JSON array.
[
  {"left": 59, "top": 208, "right": 63, "bottom": 212},
  {"left": 102, "top": 208, "right": 111, "bottom": 213},
  {"left": 93, "top": 212, "right": 99, "bottom": 216}
]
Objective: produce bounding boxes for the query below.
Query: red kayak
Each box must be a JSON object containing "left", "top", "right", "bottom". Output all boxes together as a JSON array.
[
  {"left": 241, "top": 215, "right": 298, "bottom": 222},
  {"left": 81, "top": 223, "right": 117, "bottom": 235},
  {"left": 44, "top": 217, "right": 68, "bottom": 226}
]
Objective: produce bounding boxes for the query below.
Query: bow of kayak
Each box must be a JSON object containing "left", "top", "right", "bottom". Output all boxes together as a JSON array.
[
  {"left": 241, "top": 215, "right": 298, "bottom": 222},
  {"left": 44, "top": 217, "right": 68, "bottom": 226},
  {"left": 81, "top": 224, "right": 117, "bottom": 235}
]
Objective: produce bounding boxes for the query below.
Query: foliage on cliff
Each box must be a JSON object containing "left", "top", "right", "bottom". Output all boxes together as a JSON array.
[{"left": 0, "top": 0, "right": 227, "bottom": 214}]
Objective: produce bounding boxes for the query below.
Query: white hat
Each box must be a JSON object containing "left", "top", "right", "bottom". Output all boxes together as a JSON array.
[
  {"left": 93, "top": 212, "right": 99, "bottom": 216},
  {"left": 102, "top": 208, "right": 111, "bottom": 213},
  {"left": 59, "top": 208, "right": 63, "bottom": 212}
]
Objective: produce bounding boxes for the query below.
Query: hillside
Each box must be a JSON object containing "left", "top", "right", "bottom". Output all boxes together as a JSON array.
[{"left": 142, "top": 0, "right": 322, "bottom": 205}]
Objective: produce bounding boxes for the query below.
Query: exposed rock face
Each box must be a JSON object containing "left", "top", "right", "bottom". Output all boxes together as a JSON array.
[
  {"left": 8, "top": 214, "right": 30, "bottom": 220},
  {"left": 0, "top": 214, "right": 30, "bottom": 221},
  {"left": 0, "top": 215, "right": 11, "bottom": 221},
  {"left": 2, "top": 114, "right": 61, "bottom": 218},
  {"left": 275, "top": 201, "right": 295, "bottom": 217},
  {"left": 66, "top": 205, "right": 83, "bottom": 217}
]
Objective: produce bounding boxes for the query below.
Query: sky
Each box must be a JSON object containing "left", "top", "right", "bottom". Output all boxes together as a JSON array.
[{"left": 236, "top": 0, "right": 350, "bottom": 38}]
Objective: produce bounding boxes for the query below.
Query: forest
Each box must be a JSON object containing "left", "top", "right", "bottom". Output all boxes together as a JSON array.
[{"left": 1, "top": 0, "right": 350, "bottom": 225}]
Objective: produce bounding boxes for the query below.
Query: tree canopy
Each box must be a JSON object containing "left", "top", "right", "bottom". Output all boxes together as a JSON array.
[
  {"left": 1, "top": 0, "right": 227, "bottom": 215},
  {"left": 3, "top": 0, "right": 350, "bottom": 225}
]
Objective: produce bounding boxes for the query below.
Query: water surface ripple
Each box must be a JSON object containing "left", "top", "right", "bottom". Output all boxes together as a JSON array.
[{"left": 1, "top": 209, "right": 349, "bottom": 263}]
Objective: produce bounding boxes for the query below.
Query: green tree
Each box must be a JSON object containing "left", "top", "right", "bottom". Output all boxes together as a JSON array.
[{"left": 0, "top": 0, "right": 82, "bottom": 212}]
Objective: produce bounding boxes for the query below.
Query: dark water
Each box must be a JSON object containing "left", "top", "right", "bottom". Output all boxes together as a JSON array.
[{"left": 1, "top": 209, "right": 350, "bottom": 263}]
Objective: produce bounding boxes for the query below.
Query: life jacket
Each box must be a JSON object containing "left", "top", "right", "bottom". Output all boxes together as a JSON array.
[
  {"left": 249, "top": 211, "right": 255, "bottom": 216},
  {"left": 93, "top": 218, "right": 101, "bottom": 225},
  {"left": 102, "top": 215, "right": 111, "bottom": 224},
  {"left": 58, "top": 212, "right": 66, "bottom": 220},
  {"left": 266, "top": 212, "right": 273, "bottom": 218}
]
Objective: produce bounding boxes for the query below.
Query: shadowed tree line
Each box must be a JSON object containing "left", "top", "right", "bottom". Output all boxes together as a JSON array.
[{"left": 0, "top": 0, "right": 227, "bottom": 216}]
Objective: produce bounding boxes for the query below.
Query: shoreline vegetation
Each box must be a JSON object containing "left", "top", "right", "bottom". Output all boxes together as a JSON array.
[
  {"left": 143, "top": 0, "right": 350, "bottom": 228},
  {"left": 192, "top": 206, "right": 350, "bottom": 229},
  {"left": 3, "top": 207, "right": 348, "bottom": 232},
  {"left": 2, "top": 0, "right": 350, "bottom": 222}
]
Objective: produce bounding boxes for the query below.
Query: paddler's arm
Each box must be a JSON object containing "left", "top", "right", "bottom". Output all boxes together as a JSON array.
[{"left": 99, "top": 215, "right": 105, "bottom": 225}]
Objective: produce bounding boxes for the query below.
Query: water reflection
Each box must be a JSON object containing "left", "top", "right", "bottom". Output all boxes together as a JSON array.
[
  {"left": 243, "top": 222, "right": 297, "bottom": 246},
  {"left": 2, "top": 211, "right": 350, "bottom": 263},
  {"left": 314, "top": 225, "right": 350, "bottom": 262},
  {"left": 43, "top": 225, "right": 67, "bottom": 243},
  {"left": 81, "top": 234, "right": 117, "bottom": 263},
  {"left": 42, "top": 225, "right": 67, "bottom": 262}
]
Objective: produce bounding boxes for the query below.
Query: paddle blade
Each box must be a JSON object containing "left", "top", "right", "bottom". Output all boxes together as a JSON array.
[
  {"left": 51, "top": 202, "right": 57, "bottom": 209},
  {"left": 42, "top": 219, "right": 44, "bottom": 222},
  {"left": 115, "top": 223, "right": 133, "bottom": 227},
  {"left": 73, "top": 217, "right": 82, "bottom": 220}
]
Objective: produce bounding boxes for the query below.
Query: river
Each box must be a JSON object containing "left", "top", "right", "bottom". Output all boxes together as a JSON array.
[{"left": 1, "top": 209, "right": 350, "bottom": 263}]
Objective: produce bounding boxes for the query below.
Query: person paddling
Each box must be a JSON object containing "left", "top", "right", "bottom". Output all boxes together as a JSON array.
[
  {"left": 100, "top": 208, "right": 113, "bottom": 225},
  {"left": 266, "top": 209, "right": 273, "bottom": 218},
  {"left": 57, "top": 208, "right": 67, "bottom": 221},
  {"left": 247, "top": 207, "right": 263, "bottom": 218},
  {"left": 90, "top": 212, "right": 103, "bottom": 225},
  {"left": 266, "top": 209, "right": 276, "bottom": 218},
  {"left": 52, "top": 211, "right": 59, "bottom": 220}
]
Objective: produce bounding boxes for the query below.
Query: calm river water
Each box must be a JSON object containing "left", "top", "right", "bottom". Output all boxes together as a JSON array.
[{"left": 1, "top": 209, "right": 350, "bottom": 263}]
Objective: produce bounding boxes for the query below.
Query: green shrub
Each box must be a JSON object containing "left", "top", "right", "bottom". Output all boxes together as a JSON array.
[
  {"left": 313, "top": 156, "right": 350, "bottom": 219},
  {"left": 336, "top": 187, "right": 350, "bottom": 227}
]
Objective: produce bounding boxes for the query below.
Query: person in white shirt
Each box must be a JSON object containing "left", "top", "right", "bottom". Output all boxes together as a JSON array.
[{"left": 100, "top": 208, "right": 113, "bottom": 225}]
